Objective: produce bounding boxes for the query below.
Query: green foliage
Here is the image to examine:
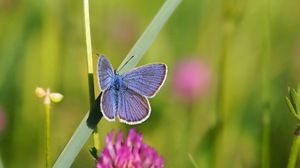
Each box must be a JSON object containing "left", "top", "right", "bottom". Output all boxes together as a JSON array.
[{"left": 286, "top": 87, "right": 300, "bottom": 122}]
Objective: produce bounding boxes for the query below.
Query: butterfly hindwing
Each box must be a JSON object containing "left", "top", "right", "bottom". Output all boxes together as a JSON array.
[
  {"left": 117, "top": 88, "right": 150, "bottom": 124},
  {"left": 121, "top": 64, "right": 167, "bottom": 98},
  {"left": 100, "top": 88, "right": 116, "bottom": 121},
  {"left": 97, "top": 55, "right": 114, "bottom": 90}
]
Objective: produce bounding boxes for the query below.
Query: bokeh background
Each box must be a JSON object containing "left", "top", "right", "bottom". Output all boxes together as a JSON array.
[{"left": 1, "top": 0, "right": 300, "bottom": 167}]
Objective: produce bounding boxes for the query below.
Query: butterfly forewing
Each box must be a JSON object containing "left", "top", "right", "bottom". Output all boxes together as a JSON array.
[
  {"left": 121, "top": 64, "right": 167, "bottom": 98},
  {"left": 100, "top": 88, "right": 117, "bottom": 121},
  {"left": 98, "top": 55, "right": 114, "bottom": 90},
  {"left": 117, "top": 88, "right": 150, "bottom": 124}
]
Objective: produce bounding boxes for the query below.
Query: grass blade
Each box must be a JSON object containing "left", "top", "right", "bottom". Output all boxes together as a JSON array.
[
  {"left": 188, "top": 153, "right": 200, "bottom": 168},
  {"left": 53, "top": 113, "right": 93, "bottom": 168},
  {"left": 53, "top": 94, "right": 102, "bottom": 168},
  {"left": 117, "top": 0, "right": 182, "bottom": 75},
  {"left": 54, "top": 114, "right": 92, "bottom": 168}
]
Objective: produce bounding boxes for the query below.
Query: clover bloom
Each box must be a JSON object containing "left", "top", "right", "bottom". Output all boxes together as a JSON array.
[
  {"left": 96, "top": 128, "right": 164, "bottom": 168},
  {"left": 172, "top": 57, "right": 212, "bottom": 101}
]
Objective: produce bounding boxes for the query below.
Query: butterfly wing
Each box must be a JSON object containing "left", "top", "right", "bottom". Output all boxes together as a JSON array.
[
  {"left": 121, "top": 64, "right": 167, "bottom": 98},
  {"left": 97, "top": 55, "right": 114, "bottom": 90},
  {"left": 117, "top": 88, "right": 150, "bottom": 125},
  {"left": 100, "top": 88, "right": 117, "bottom": 121}
]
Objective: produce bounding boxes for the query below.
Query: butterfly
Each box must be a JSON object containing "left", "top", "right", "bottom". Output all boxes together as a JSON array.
[{"left": 97, "top": 55, "right": 167, "bottom": 125}]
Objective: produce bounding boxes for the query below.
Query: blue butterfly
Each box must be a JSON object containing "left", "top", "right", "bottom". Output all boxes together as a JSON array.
[{"left": 97, "top": 55, "right": 167, "bottom": 125}]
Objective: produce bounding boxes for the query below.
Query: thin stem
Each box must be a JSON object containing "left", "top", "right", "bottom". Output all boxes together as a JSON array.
[
  {"left": 45, "top": 102, "right": 51, "bottom": 168},
  {"left": 183, "top": 102, "right": 193, "bottom": 166},
  {"left": 186, "top": 102, "right": 193, "bottom": 144},
  {"left": 84, "top": 0, "right": 99, "bottom": 150},
  {"left": 0, "top": 154, "right": 4, "bottom": 168},
  {"left": 213, "top": 0, "right": 231, "bottom": 167},
  {"left": 262, "top": 111, "right": 270, "bottom": 168},
  {"left": 261, "top": 0, "right": 271, "bottom": 166},
  {"left": 188, "top": 153, "right": 200, "bottom": 168},
  {"left": 84, "top": 0, "right": 93, "bottom": 74},
  {"left": 288, "top": 128, "right": 300, "bottom": 168}
]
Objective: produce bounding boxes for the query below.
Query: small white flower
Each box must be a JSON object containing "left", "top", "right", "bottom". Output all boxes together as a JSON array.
[
  {"left": 35, "top": 87, "right": 64, "bottom": 104},
  {"left": 35, "top": 87, "right": 46, "bottom": 98},
  {"left": 50, "top": 93, "right": 64, "bottom": 103}
]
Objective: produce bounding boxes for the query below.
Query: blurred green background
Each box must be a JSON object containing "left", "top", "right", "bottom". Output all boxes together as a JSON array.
[{"left": 1, "top": 0, "right": 300, "bottom": 167}]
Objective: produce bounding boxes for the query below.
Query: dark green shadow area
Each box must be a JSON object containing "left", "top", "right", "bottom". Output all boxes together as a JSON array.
[{"left": 86, "top": 93, "right": 102, "bottom": 129}]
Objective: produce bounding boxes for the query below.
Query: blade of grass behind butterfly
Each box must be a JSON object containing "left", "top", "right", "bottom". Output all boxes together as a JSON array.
[
  {"left": 53, "top": 0, "right": 182, "bottom": 167},
  {"left": 117, "top": 0, "right": 182, "bottom": 75}
]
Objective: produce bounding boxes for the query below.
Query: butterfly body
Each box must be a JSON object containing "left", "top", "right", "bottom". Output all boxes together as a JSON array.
[
  {"left": 111, "top": 74, "right": 125, "bottom": 112},
  {"left": 112, "top": 74, "right": 123, "bottom": 91},
  {"left": 97, "top": 55, "right": 167, "bottom": 125}
]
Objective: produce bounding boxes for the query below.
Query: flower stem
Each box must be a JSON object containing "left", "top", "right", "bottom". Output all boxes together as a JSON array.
[
  {"left": 183, "top": 102, "right": 193, "bottom": 166},
  {"left": 213, "top": 0, "right": 232, "bottom": 167},
  {"left": 0, "top": 154, "right": 4, "bottom": 168},
  {"left": 45, "top": 102, "right": 51, "bottom": 168},
  {"left": 84, "top": 0, "right": 93, "bottom": 75},
  {"left": 261, "top": 0, "right": 271, "bottom": 166},
  {"left": 262, "top": 111, "right": 270, "bottom": 168},
  {"left": 84, "top": 0, "right": 99, "bottom": 150},
  {"left": 288, "top": 127, "right": 300, "bottom": 168}
]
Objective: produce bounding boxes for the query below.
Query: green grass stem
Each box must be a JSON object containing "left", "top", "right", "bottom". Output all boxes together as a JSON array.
[
  {"left": 84, "top": 0, "right": 94, "bottom": 74},
  {"left": 213, "top": 0, "right": 231, "bottom": 167},
  {"left": 261, "top": 0, "right": 271, "bottom": 167},
  {"left": 287, "top": 129, "right": 300, "bottom": 168},
  {"left": 188, "top": 153, "right": 200, "bottom": 168},
  {"left": 262, "top": 111, "right": 270, "bottom": 168},
  {"left": 0, "top": 155, "right": 3, "bottom": 168},
  {"left": 45, "top": 103, "right": 51, "bottom": 168},
  {"left": 84, "top": 0, "right": 99, "bottom": 150}
]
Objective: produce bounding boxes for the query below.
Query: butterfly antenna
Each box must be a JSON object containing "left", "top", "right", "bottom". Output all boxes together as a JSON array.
[{"left": 118, "top": 55, "right": 135, "bottom": 72}]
